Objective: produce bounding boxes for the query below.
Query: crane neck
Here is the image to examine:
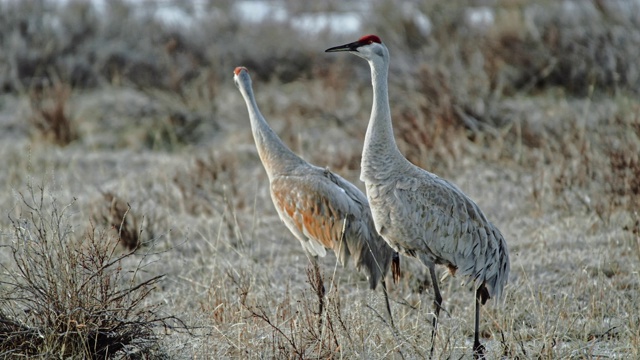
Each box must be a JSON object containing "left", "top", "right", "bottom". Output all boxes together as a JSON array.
[
  {"left": 361, "top": 54, "right": 406, "bottom": 183},
  {"left": 239, "top": 81, "right": 306, "bottom": 179}
]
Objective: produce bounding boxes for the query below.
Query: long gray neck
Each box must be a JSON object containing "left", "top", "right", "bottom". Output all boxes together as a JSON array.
[
  {"left": 361, "top": 56, "right": 406, "bottom": 183},
  {"left": 240, "top": 82, "right": 305, "bottom": 179}
]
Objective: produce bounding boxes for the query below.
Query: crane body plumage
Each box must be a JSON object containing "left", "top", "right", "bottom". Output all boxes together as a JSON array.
[
  {"left": 366, "top": 164, "right": 508, "bottom": 300},
  {"left": 233, "top": 66, "right": 398, "bottom": 295},
  {"left": 326, "top": 35, "right": 509, "bottom": 358}
]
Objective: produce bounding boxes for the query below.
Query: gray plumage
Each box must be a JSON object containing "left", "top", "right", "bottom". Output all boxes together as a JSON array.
[
  {"left": 367, "top": 163, "right": 509, "bottom": 301},
  {"left": 233, "top": 66, "right": 398, "bottom": 296},
  {"left": 326, "top": 35, "right": 509, "bottom": 358}
]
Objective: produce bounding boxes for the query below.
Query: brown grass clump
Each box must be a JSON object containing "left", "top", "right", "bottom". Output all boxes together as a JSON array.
[
  {"left": 91, "top": 192, "right": 141, "bottom": 250},
  {"left": 393, "top": 64, "right": 468, "bottom": 174},
  {"left": 607, "top": 145, "right": 640, "bottom": 210},
  {"left": 28, "top": 82, "right": 78, "bottom": 146},
  {"left": 605, "top": 105, "right": 640, "bottom": 211},
  {"left": 173, "top": 150, "right": 241, "bottom": 216},
  {"left": 0, "top": 184, "right": 185, "bottom": 358}
]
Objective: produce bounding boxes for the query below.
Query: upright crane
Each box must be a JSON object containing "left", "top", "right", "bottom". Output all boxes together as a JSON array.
[
  {"left": 326, "top": 35, "right": 510, "bottom": 358},
  {"left": 233, "top": 66, "right": 400, "bottom": 324}
]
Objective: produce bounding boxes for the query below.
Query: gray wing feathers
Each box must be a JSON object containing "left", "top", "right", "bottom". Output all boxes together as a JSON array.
[
  {"left": 395, "top": 172, "right": 509, "bottom": 300},
  {"left": 324, "top": 170, "right": 395, "bottom": 290}
]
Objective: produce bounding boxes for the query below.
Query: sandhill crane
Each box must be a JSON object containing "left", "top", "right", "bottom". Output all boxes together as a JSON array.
[
  {"left": 326, "top": 35, "right": 510, "bottom": 358},
  {"left": 233, "top": 66, "right": 400, "bottom": 325}
]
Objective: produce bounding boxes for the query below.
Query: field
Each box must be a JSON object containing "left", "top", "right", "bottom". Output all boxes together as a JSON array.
[{"left": 0, "top": 0, "right": 639, "bottom": 358}]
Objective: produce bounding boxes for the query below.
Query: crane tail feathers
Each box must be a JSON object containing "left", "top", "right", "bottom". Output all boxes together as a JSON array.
[{"left": 303, "top": 238, "right": 327, "bottom": 258}]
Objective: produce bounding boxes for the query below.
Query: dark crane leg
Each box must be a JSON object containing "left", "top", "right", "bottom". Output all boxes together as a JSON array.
[
  {"left": 428, "top": 265, "right": 443, "bottom": 358},
  {"left": 306, "top": 256, "right": 325, "bottom": 333},
  {"left": 380, "top": 278, "right": 395, "bottom": 328},
  {"left": 382, "top": 277, "right": 407, "bottom": 360},
  {"left": 473, "top": 284, "right": 489, "bottom": 359}
]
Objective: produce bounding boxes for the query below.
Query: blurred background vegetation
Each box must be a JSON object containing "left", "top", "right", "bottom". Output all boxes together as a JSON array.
[{"left": 2, "top": 0, "right": 639, "bottom": 94}]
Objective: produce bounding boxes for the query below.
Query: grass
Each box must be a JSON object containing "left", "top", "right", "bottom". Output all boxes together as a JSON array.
[{"left": 0, "top": 0, "right": 639, "bottom": 358}]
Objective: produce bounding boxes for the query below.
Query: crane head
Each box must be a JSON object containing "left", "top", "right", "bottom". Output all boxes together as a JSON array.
[
  {"left": 325, "top": 34, "right": 385, "bottom": 61},
  {"left": 234, "top": 66, "right": 248, "bottom": 76},
  {"left": 233, "top": 66, "right": 251, "bottom": 89}
]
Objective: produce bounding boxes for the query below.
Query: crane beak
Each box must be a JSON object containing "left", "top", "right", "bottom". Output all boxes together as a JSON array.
[{"left": 325, "top": 40, "right": 362, "bottom": 53}]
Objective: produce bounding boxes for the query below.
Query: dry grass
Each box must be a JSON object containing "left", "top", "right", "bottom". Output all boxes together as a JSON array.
[
  {"left": 0, "top": 0, "right": 639, "bottom": 358},
  {"left": 0, "top": 184, "right": 187, "bottom": 358},
  {"left": 28, "top": 81, "right": 78, "bottom": 146},
  {"left": 91, "top": 192, "right": 141, "bottom": 250}
]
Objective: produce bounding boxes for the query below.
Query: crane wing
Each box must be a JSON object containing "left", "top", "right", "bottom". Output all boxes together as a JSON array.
[
  {"left": 391, "top": 171, "right": 506, "bottom": 287},
  {"left": 323, "top": 169, "right": 399, "bottom": 287},
  {"left": 271, "top": 167, "right": 397, "bottom": 289},
  {"left": 270, "top": 169, "right": 366, "bottom": 260}
]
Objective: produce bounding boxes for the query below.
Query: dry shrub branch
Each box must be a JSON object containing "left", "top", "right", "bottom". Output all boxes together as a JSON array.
[
  {"left": 233, "top": 264, "right": 346, "bottom": 359},
  {"left": 0, "top": 184, "right": 186, "bottom": 358}
]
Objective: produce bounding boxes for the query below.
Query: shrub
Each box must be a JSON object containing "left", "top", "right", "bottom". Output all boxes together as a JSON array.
[{"left": 0, "top": 184, "right": 184, "bottom": 358}]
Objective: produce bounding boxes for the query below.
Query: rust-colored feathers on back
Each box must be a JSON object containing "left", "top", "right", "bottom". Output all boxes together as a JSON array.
[
  {"left": 271, "top": 175, "right": 343, "bottom": 252},
  {"left": 270, "top": 168, "right": 395, "bottom": 289}
]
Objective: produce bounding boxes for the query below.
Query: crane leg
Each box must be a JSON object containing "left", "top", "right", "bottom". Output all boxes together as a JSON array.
[
  {"left": 473, "top": 287, "right": 486, "bottom": 359},
  {"left": 381, "top": 279, "right": 407, "bottom": 360},
  {"left": 306, "top": 256, "right": 325, "bottom": 333},
  {"left": 381, "top": 278, "right": 395, "bottom": 328},
  {"left": 428, "top": 265, "right": 443, "bottom": 358}
]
